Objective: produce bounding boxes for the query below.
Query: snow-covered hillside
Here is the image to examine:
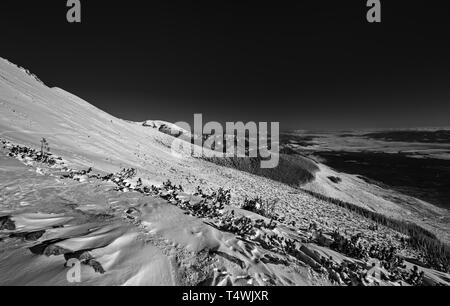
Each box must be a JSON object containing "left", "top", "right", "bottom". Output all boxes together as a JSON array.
[{"left": 1, "top": 57, "right": 449, "bottom": 286}]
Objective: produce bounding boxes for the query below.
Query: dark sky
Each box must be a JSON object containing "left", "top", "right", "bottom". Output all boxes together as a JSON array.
[{"left": 1, "top": 0, "right": 450, "bottom": 130}]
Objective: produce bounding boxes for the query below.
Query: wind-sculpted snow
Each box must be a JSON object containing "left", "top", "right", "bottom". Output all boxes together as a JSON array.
[{"left": 0, "top": 143, "right": 320, "bottom": 285}]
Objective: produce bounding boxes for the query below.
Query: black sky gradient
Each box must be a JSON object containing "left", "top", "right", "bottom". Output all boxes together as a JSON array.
[{"left": 1, "top": 0, "right": 449, "bottom": 130}]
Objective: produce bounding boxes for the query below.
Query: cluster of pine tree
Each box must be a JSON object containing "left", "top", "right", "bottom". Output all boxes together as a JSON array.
[{"left": 300, "top": 188, "right": 450, "bottom": 273}]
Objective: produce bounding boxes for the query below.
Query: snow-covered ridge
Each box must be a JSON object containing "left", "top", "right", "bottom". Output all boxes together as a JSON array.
[{"left": 0, "top": 57, "right": 45, "bottom": 86}]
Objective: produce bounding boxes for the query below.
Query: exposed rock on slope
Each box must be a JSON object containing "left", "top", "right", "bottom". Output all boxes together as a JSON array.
[{"left": 141, "top": 120, "right": 191, "bottom": 139}]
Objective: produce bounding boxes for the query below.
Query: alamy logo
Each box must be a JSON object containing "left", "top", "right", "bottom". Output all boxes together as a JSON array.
[{"left": 171, "top": 114, "right": 280, "bottom": 169}]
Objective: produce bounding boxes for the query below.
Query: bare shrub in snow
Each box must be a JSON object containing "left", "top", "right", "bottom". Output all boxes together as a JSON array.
[{"left": 241, "top": 196, "right": 279, "bottom": 220}]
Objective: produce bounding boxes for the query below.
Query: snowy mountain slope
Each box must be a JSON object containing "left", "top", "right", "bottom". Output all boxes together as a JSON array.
[
  {"left": 0, "top": 58, "right": 438, "bottom": 204},
  {"left": 1, "top": 56, "right": 449, "bottom": 243},
  {"left": 0, "top": 57, "right": 328, "bottom": 210},
  {"left": 0, "top": 57, "right": 280, "bottom": 193},
  {"left": 303, "top": 164, "right": 450, "bottom": 243},
  {"left": 1, "top": 57, "right": 450, "bottom": 285},
  {"left": 3, "top": 144, "right": 449, "bottom": 286}
]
